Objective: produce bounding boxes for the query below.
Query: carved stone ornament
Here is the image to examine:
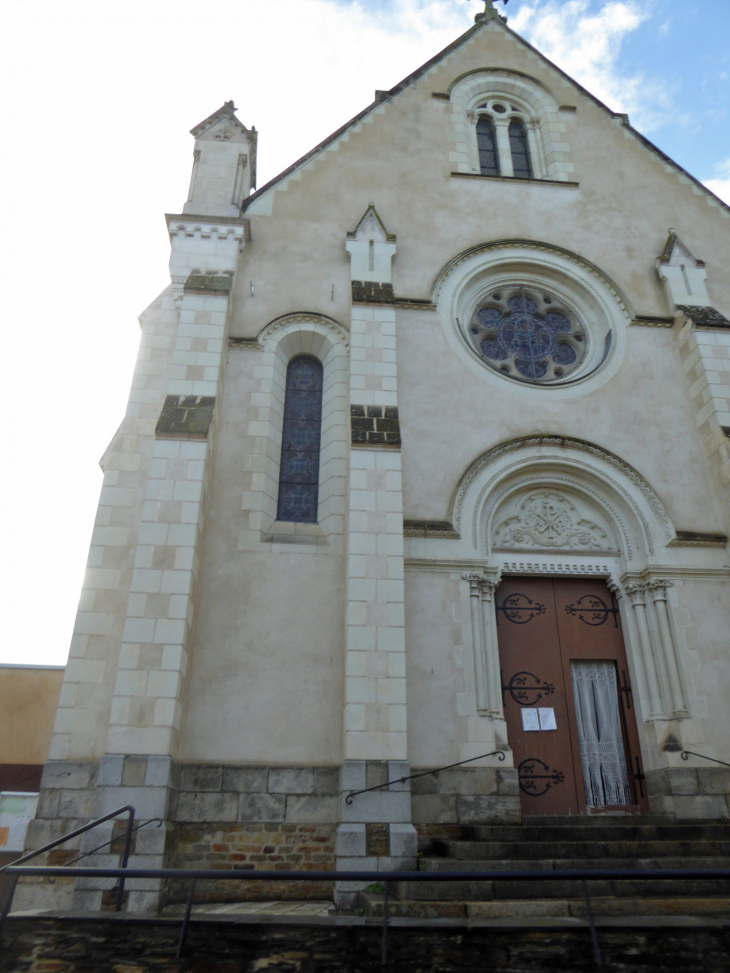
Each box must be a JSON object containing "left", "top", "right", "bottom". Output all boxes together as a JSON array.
[{"left": 492, "top": 490, "right": 613, "bottom": 552}]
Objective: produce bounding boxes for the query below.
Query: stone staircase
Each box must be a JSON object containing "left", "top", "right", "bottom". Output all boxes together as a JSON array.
[{"left": 360, "top": 816, "right": 730, "bottom": 920}]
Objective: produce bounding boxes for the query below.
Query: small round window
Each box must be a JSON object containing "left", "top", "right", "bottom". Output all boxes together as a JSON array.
[{"left": 469, "top": 287, "right": 586, "bottom": 383}]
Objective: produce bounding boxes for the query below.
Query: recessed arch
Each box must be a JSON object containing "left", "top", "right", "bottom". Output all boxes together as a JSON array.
[
  {"left": 448, "top": 69, "right": 571, "bottom": 181},
  {"left": 238, "top": 312, "right": 349, "bottom": 542},
  {"left": 450, "top": 435, "right": 675, "bottom": 565}
]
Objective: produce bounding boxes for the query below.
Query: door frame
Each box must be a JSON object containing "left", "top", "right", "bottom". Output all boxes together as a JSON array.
[{"left": 492, "top": 568, "right": 650, "bottom": 815}]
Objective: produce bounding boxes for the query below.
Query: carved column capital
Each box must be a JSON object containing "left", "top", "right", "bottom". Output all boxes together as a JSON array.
[
  {"left": 480, "top": 578, "right": 500, "bottom": 598},
  {"left": 606, "top": 578, "right": 622, "bottom": 599},
  {"left": 624, "top": 582, "right": 648, "bottom": 604},
  {"left": 462, "top": 573, "right": 485, "bottom": 593},
  {"left": 645, "top": 578, "right": 674, "bottom": 600}
]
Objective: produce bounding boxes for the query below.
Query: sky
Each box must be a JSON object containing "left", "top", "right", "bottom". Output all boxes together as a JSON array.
[{"left": 1, "top": 0, "right": 729, "bottom": 667}]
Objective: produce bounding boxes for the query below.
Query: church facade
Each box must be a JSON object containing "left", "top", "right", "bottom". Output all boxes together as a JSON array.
[{"left": 24, "top": 1, "right": 730, "bottom": 911}]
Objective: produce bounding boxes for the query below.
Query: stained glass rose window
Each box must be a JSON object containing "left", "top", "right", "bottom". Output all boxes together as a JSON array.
[{"left": 469, "top": 288, "right": 586, "bottom": 382}]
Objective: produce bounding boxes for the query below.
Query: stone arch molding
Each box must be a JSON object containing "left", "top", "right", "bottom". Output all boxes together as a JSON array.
[
  {"left": 452, "top": 436, "right": 675, "bottom": 565},
  {"left": 434, "top": 240, "right": 632, "bottom": 398},
  {"left": 257, "top": 312, "right": 350, "bottom": 355},
  {"left": 237, "top": 312, "right": 349, "bottom": 548},
  {"left": 448, "top": 69, "right": 573, "bottom": 182}
]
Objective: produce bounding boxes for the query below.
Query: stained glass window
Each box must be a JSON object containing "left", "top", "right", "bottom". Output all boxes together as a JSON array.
[
  {"left": 476, "top": 115, "right": 500, "bottom": 176},
  {"left": 276, "top": 356, "right": 323, "bottom": 523},
  {"left": 469, "top": 288, "right": 586, "bottom": 383},
  {"left": 509, "top": 118, "right": 532, "bottom": 179}
]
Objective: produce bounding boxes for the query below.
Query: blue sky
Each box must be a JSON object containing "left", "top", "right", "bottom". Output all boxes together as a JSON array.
[
  {"left": 1, "top": 0, "right": 728, "bottom": 666},
  {"left": 505, "top": 0, "right": 730, "bottom": 193}
]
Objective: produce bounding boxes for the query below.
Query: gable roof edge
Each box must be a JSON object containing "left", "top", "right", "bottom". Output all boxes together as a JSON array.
[
  {"left": 496, "top": 22, "right": 730, "bottom": 218},
  {"left": 242, "top": 15, "right": 490, "bottom": 212},
  {"left": 242, "top": 14, "right": 730, "bottom": 220}
]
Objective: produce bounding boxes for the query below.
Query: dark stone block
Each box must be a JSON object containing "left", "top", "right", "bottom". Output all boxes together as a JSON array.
[
  {"left": 183, "top": 274, "right": 232, "bottom": 295},
  {"left": 369, "top": 432, "right": 386, "bottom": 444},
  {"left": 384, "top": 407, "right": 399, "bottom": 419},
  {"left": 351, "top": 417, "right": 374, "bottom": 432},
  {"left": 367, "top": 406, "right": 383, "bottom": 418},
  {"left": 351, "top": 281, "right": 395, "bottom": 304},
  {"left": 350, "top": 405, "right": 365, "bottom": 417},
  {"left": 385, "top": 433, "right": 401, "bottom": 444},
  {"left": 351, "top": 430, "right": 367, "bottom": 443},
  {"left": 376, "top": 418, "right": 399, "bottom": 434},
  {"left": 155, "top": 394, "right": 215, "bottom": 441}
]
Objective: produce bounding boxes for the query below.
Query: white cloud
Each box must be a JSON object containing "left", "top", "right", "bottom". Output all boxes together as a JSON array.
[
  {"left": 0, "top": 0, "right": 478, "bottom": 666},
  {"left": 704, "top": 158, "right": 730, "bottom": 206},
  {"left": 509, "top": 0, "right": 671, "bottom": 131}
]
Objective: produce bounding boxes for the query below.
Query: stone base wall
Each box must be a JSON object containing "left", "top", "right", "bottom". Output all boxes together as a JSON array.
[
  {"left": 410, "top": 766, "right": 521, "bottom": 830},
  {"left": 170, "top": 822, "right": 335, "bottom": 901},
  {"left": 172, "top": 764, "right": 339, "bottom": 825},
  {"left": 647, "top": 766, "right": 730, "bottom": 819}
]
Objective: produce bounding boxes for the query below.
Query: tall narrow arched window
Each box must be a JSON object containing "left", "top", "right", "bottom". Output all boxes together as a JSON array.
[
  {"left": 476, "top": 116, "right": 500, "bottom": 176},
  {"left": 509, "top": 118, "right": 532, "bottom": 179},
  {"left": 276, "top": 356, "right": 323, "bottom": 523}
]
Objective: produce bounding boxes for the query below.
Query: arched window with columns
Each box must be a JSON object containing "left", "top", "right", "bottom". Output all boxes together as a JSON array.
[{"left": 448, "top": 70, "right": 575, "bottom": 182}]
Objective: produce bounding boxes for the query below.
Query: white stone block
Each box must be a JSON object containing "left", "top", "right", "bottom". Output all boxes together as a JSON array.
[
  {"left": 118, "top": 644, "right": 140, "bottom": 669},
  {"left": 376, "top": 579, "right": 404, "bottom": 603},
  {"left": 335, "top": 823, "right": 366, "bottom": 858},
  {"left": 154, "top": 618, "right": 186, "bottom": 645},
  {"left": 173, "top": 480, "right": 203, "bottom": 503},
  {"left": 347, "top": 602, "right": 367, "bottom": 626},
  {"left": 114, "top": 670, "right": 148, "bottom": 697},
  {"left": 161, "top": 570, "right": 193, "bottom": 595},
  {"left": 147, "top": 670, "right": 181, "bottom": 699},
  {"left": 73, "top": 612, "right": 114, "bottom": 636},
  {"left": 349, "top": 579, "right": 377, "bottom": 602},
  {"left": 123, "top": 618, "right": 155, "bottom": 643},
  {"left": 347, "top": 626, "right": 377, "bottom": 651}
]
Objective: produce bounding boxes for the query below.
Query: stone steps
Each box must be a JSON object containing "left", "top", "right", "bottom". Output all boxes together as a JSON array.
[
  {"left": 396, "top": 877, "right": 730, "bottom": 901},
  {"left": 401, "top": 816, "right": 730, "bottom": 906},
  {"left": 435, "top": 839, "right": 730, "bottom": 860},
  {"left": 462, "top": 823, "right": 730, "bottom": 843},
  {"left": 359, "top": 892, "right": 730, "bottom": 920}
]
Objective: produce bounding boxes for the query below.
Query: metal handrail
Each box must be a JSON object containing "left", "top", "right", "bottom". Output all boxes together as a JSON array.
[
  {"left": 345, "top": 750, "right": 506, "bottom": 805},
  {"left": 0, "top": 805, "right": 137, "bottom": 914},
  {"left": 5, "top": 864, "right": 730, "bottom": 967},
  {"left": 681, "top": 751, "right": 730, "bottom": 770}
]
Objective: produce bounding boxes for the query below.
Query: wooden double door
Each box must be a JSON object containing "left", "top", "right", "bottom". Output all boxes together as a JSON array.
[{"left": 496, "top": 577, "right": 647, "bottom": 816}]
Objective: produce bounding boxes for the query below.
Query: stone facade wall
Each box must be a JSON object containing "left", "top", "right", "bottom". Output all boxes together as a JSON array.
[
  {"left": 410, "top": 766, "right": 520, "bottom": 840},
  {"left": 173, "top": 765, "right": 339, "bottom": 825},
  {"left": 647, "top": 766, "right": 730, "bottom": 820}
]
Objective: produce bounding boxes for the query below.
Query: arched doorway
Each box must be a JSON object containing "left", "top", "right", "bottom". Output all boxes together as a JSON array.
[{"left": 496, "top": 574, "right": 648, "bottom": 815}]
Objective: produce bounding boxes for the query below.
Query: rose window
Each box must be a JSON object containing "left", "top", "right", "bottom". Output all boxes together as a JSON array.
[{"left": 469, "top": 288, "right": 586, "bottom": 382}]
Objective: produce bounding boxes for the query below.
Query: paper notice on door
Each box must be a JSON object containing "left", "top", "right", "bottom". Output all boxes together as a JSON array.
[
  {"left": 538, "top": 707, "right": 557, "bottom": 730},
  {"left": 521, "top": 708, "right": 540, "bottom": 731}
]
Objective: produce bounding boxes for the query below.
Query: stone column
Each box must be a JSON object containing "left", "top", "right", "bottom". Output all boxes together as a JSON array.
[
  {"left": 479, "top": 578, "right": 504, "bottom": 719},
  {"left": 526, "top": 121, "right": 545, "bottom": 178},
  {"left": 647, "top": 580, "right": 688, "bottom": 717},
  {"left": 336, "top": 205, "right": 416, "bottom": 907},
  {"left": 625, "top": 583, "right": 665, "bottom": 720},
  {"left": 463, "top": 574, "right": 489, "bottom": 714},
  {"left": 494, "top": 120, "right": 514, "bottom": 177}
]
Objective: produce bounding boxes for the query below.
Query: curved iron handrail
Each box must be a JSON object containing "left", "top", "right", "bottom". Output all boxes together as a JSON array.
[
  {"left": 0, "top": 804, "right": 137, "bottom": 913},
  {"left": 345, "top": 750, "right": 506, "bottom": 805},
  {"left": 681, "top": 751, "right": 730, "bottom": 770}
]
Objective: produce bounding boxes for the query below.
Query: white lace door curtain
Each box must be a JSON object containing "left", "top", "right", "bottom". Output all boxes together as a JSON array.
[{"left": 570, "top": 660, "right": 632, "bottom": 806}]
